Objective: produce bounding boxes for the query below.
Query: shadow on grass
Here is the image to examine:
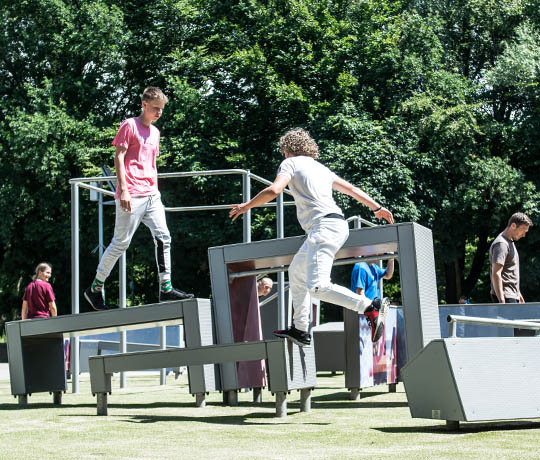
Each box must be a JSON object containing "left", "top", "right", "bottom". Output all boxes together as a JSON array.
[
  {"left": 377, "top": 420, "right": 540, "bottom": 434},
  {"left": 0, "top": 402, "right": 97, "bottom": 411},
  {"left": 117, "top": 412, "right": 329, "bottom": 426}
]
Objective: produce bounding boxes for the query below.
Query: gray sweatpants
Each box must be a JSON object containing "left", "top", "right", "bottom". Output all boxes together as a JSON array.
[{"left": 96, "top": 194, "right": 171, "bottom": 282}]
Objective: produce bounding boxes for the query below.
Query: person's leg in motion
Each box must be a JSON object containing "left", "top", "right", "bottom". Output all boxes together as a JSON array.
[
  {"left": 306, "top": 219, "right": 389, "bottom": 342},
  {"left": 143, "top": 195, "right": 194, "bottom": 302},
  {"left": 85, "top": 197, "right": 148, "bottom": 310},
  {"left": 273, "top": 240, "right": 312, "bottom": 346}
]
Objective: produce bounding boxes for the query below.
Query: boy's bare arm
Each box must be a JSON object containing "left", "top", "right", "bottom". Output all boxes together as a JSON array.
[
  {"left": 332, "top": 177, "right": 394, "bottom": 224},
  {"left": 230, "top": 174, "right": 290, "bottom": 221},
  {"left": 114, "top": 145, "right": 131, "bottom": 212}
]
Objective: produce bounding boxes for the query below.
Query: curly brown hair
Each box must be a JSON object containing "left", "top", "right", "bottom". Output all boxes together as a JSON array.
[
  {"left": 279, "top": 128, "right": 319, "bottom": 159},
  {"left": 142, "top": 87, "right": 169, "bottom": 103}
]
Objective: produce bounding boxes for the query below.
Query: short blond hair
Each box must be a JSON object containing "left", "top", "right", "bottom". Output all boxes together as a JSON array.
[
  {"left": 279, "top": 128, "right": 319, "bottom": 159},
  {"left": 142, "top": 87, "right": 168, "bottom": 103}
]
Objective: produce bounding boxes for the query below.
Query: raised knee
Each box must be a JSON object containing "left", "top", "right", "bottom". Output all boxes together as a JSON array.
[{"left": 309, "top": 285, "right": 331, "bottom": 297}]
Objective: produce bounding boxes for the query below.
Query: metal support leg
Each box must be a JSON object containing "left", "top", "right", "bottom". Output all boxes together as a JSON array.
[
  {"left": 446, "top": 420, "right": 460, "bottom": 430},
  {"left": 349, "top": 388, "right": 361, "bottom": 401},
  {"left": 18, "top": 395, "right": 28, "bottom": 407},
  {"left": 195, "top": 393, "right": 206, "bottom": 408},
  {"left": 253, "top": 387, "right": 262, "bottom": 403},
  {"left": 388, "top": 383, "right": 397, "bottom": 393},
  {"left": 97, "top": 393, "right": 108, "bottom": 416},
  {"left": 300, "top": 389, "right": 311, "bottom": 412},
  {"left": 53, "top": 391, "right": 62, "bottom": 405},
  {"left": 226, "top": 390, "right": 238, "bottom": 406},
  {"left": 275, "top": 392, "right": 287, "bottom": 418}
]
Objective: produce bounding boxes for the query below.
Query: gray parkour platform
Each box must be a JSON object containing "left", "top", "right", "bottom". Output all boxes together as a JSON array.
[
  {"left": 6, "top": 299, "right": 216, "bottom": 406},
  {"left": 208, "top": 222, "right": 439, "bottom": 401},
  {"left": 89, "top": 338, "right": 314, "bottom": 417}
]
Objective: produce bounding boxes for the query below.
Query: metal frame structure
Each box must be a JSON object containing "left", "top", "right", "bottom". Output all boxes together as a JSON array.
[
  {"left": 69, "top": 169, "right": 295, "bottom": 392},
  {"left": 208, "top": 222, "right": 439, "bottom": 397}
]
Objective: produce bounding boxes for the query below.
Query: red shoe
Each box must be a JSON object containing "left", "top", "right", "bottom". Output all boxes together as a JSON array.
[{"left": 364, "top": 297, "right": 390, "bottom": 342}]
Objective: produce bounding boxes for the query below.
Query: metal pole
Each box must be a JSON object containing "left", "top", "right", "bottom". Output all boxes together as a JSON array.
[
  {"left": 242, "top": 171, "right": 251, "bottom": 243},
  {"left": 276, "top": 193, "right": 285, "bottom": 329},
  {"left": 119, "top": 252, "right": 127, "bottom": 388},
  {"left": 98, "top": 184, "right": 104, "bottom": 259},
  {"left": 160, "top": 326, "right": 167, "bottom": 385},
  {"left": 71, "top": 183, "right": 80, "bottom": 393}
]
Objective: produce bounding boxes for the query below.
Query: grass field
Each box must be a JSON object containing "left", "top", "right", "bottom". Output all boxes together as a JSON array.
[{"left": 1, "top": 371, "right": 539, "bottom": 460}]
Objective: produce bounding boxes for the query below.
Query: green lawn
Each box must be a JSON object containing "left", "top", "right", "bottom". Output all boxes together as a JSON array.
[{"left": 1, "top": 372, "right": 539, "bottom": 460}]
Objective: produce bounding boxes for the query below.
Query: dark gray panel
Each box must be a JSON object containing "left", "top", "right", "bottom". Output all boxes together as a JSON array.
[
  {"left": 401, "top": 340, "right": 465, "bottom": 421},
  {"left": 6, "top": 322, "right": 25, "bottom": 395},
  {"left": 398, "top": 224, "right": 440, "bottom": 361},
  {"left": 313, "top": 322, "right": 345, "bottom": 372},
  {"left": 284, "top": 340, "right": 317, "bottom": 390},
  {"left": 208, "top": 247, "right": 238, "bottom": 390}
]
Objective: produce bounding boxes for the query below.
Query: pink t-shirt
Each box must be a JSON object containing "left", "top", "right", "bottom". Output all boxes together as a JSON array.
[
  {"left": 23, "top": 280, "right": 55, "bottom": 318},
  {"left": 112, "top": 117, "right": 160, "bottom": 198}
]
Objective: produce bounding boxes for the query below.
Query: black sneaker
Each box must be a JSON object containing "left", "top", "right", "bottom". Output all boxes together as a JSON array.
[
  {"left": 159, "top": 287, "right": 194, "bottom": 302},
  {"left": 84, "top": 286, "right": 107, "bottom": 311},
  {"left": 364, "top": 297, "right": 390, "bottom": 342},
  {"left": 273, "top": 327, "right": 311, "bottom": 347}
]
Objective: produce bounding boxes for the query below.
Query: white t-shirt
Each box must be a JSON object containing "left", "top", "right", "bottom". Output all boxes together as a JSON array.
[{"left": 277, "top": 156, "right": 343, "bottom": 232}]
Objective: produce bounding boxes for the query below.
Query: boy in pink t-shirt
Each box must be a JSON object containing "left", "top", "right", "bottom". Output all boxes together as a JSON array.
[{"left": 84, "top": 87, "right": 194, "bottom": 311}]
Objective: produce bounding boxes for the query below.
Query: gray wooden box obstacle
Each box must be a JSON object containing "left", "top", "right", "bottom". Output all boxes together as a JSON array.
[{"left": 6, "top": 299, "right": 216, "bottom": 406}]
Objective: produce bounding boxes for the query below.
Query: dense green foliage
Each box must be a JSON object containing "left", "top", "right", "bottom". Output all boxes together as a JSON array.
[{"left": 1, "top": 0, "right": 539, "bottom": 327}]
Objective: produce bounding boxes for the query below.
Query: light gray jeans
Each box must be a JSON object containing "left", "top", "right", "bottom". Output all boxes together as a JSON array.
[
  {"left": 289, "top": 217, "right": 372, "bottom": 332},
  {"left": 96, "top": 194, "right": 171, "bottom": 282}
]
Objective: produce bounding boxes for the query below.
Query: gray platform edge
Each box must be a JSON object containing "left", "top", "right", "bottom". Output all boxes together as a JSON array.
[{"left": 402, "top": 337, "right": 540, "bottom": 422}]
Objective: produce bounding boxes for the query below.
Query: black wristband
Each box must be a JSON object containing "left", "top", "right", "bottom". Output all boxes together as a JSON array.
[{"left": 373, "top": 206, "right": 382, "bottom": 212}]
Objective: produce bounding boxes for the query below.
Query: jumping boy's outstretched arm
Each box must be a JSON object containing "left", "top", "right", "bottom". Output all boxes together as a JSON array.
[
  {"left": 332, "top": 177, "right": 394, "bottom": 224},
  {"left": 229, "top": 175, "right": 290, "bottom": 221}
]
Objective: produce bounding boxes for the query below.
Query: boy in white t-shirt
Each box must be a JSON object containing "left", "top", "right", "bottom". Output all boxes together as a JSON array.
[
  {"left": 230, "top": 128, "right": 394, "bottom": 346},
  {"left": 84, "top": 87, "right": 194, "bottom": 310}
]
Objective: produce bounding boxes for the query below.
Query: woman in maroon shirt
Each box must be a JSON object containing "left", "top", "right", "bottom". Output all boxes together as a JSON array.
[{"left": 21, "top": 263, "right": 58, "bottom": 319}]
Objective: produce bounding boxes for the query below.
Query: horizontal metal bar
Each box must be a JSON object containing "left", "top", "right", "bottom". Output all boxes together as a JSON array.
[
  {"left": 229, "top": 253, "right": 398, "bottom": 280},
  {"left": 69, "top": 169, "right": 295, "bottom": 201},
  {"left": 78, "top": 182, "right": 115, "bottom": 197},
  {"left": 259, "top": 285, "right": 290, "bottom": 308},
  {"left": 165, "top": 201, "right": 296, "bottom": 213},
  {"left": 447, "top": 315, "right": 540, "bottom": 331},
  {"left": 249, "top": 173, "right": 294, "bottom": 197},
  {"left": 346, "top": 216, "right": 377, "bottom": 228},
  {"left": 70, "top": 169, "right": 248, "bottom": 184}
]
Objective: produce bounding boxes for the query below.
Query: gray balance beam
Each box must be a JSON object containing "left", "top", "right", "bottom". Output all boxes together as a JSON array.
[
  {"left": 89, "top": 339, "right": 315, "bottom": 417},
  {"left": 6, "top": 298, "right": 216, "bottom": 406}
]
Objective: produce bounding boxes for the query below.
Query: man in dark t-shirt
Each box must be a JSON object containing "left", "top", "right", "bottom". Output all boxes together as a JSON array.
[{"left": 489, "top": 212, "right": 533, "bottom": 303}]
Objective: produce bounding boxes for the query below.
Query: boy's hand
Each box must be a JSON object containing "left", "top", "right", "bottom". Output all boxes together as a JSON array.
[
  {"left": 120, "top": 190, "right": 131, "bottom": 212},
  {"left": 229, "top": 203, "right": 248, "bottom": 221},
  {"left": 374, "top": 207, "right": 394, "bottom": 224}
]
